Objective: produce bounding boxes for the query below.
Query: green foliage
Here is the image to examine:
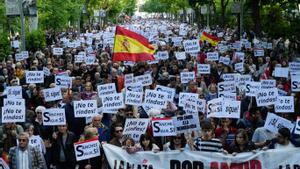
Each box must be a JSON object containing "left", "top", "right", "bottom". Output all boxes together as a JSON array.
[
  {"left": 0, "top": 33, "right": 11, "bottom": 60},
  {"left": 26, "top": 29, "right": 46, "bottom": 52},
  {"left": 141, "top": 0, "right": 189, "bottom": 13}
]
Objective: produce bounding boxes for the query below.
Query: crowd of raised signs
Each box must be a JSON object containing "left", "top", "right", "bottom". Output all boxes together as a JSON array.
[{"left": 0, "top": 19, "right": 300, "bottom": 169}]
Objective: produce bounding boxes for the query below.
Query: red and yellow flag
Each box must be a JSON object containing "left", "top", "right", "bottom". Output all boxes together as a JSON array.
[
  {"left": 200, "top": 31, "right": 220, "bottom": 46},
  {"left": 113, "top": 26, "right": 155, "bottom": 62}
]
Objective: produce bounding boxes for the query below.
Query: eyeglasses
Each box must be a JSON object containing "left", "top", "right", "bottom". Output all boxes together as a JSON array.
[
  {"left": 174, "top": 137, "right": 181, "bottom": 140},
  {"left": 115, "top": 130, "right": 123, "bottom": 133},
  {"left": 18, "top": 139, "right": 27, "bottom": 142}
]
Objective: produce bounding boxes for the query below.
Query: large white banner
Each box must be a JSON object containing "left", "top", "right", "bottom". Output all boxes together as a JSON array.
[{"left": 104, "top": 144, "right": 300, "bottom": 169}]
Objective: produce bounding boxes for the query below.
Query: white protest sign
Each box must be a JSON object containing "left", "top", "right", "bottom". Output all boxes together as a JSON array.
[
  {"left": 134, "top": 74, "right": 152, "bottom": 86},
  {"left": 156, "top": 51, "right": 169, "bottom": 60},
  {"left": 222, "top": 73, "right": 239, "bottom": 82},
  {"left": 178, "top": 92, "right": 198, "bottom": 107},
  {"left": 219, "top": 56, "right": 230, "bottom": 65},
  {"left": 123, "top": 118, "right": 149, "bottom": 141},
  {"left": 4, "top": 98, "right": 25, "bottom": 107},
  {"left": 197, "top": 64, "right": 210, "bottom": 74},
  {"left": 218, "top": 92, "right": 236, "bottom": 101},
  {"left": 255, "top": 88, "right": 278, "bottom": 107},
  {"left": 289, "top": 62, "right": 300, "bottom": 72},
  {"left": 74, "top": 54, "right": 85, "bottom": 63},
  {"left": 274, "top": 67, "right": 289, "bottom": 78},
  {"left": 2, "top": 99, "right": 25, "bottom": 123},
  {"left": 172, "top": 37, "right": 183, "bottom": 46},
  {"left": 22, "top": 51, "right": 29, "bottom": 59},
  {"left": 183, "top": 39, "right": 200, "bottom": 53},
  {"left": 74, "top": 138, "right": 101, "bottom": 161},
  {"left": 85, "top": 54, "right": 96, "bottom": 65},
  {"left": 6, "top": 86, "right": 22, "bottom": 99},
  {"left": 43, "top": 87, "right": 62, "bottom": 102},
  {"left": 144, "top": 89, "right": 168, "bottom": 109},
  {"left": 43, "top": 108, "right": 66, "bottom": 126},
  {"left": 254, "top": 49, "right": 264, "bottom": 57},
  {"left": 152, "top": 118, "right": 176, "bottom": 137},
  {"left": 126, "top": 83, "right": 143, "bottom": 93},
  {"left": 295, "top": 117, "right": 300, "bottom": 135},
  {"left": 172, "top": 114, "right": 200, "bottom": 134},
  {"left": 275, "top": 96, "right": 294, "bottom": 113},
  {"left": 55, "top": 76, "right": 72, "bottom": 89},
  {"left": 97, "top": 83, "right": 116, "bottom": 97},
  {"left": 207, "top": 98, "right": 223, "bottom": 118},
  {"left": 43, "top": 67, "right": 51, "bottom": 76},
  {"left": 197, "top": 99, "right": 206, "bottom": 113},
  {"left": 278, "top": 88, "right": 287, "bottom": 96},
  {"left": 238, "top": 75, "right": 252, "bottom": 91},
  {"left": 218, "top": 81, "right": 236, "bottom": 94},
  {"left": 235, "top": 62, "right": 244, "bottom": 73},
  {"left": 221, "top": 100, "right": 241, "bottom": 119},
  {"left": 245, "top": 81, "right": 261, "bottom": 97},
  {"left": 26, "top": 71, "right": 44, "bottom": 84},
  {"left": 155, "top": 85, "right": 175, "bottom": 101},
  {"left": 206, "top": 52, "right": 219, "bottom": 61},
  {"left": 264, "top": 113, "right": 294, "bottom": 133},
  {"left": 180, "top": 72, "right": 195, "bottom": 84},
  {"left": 15, "top": 53, "right": 24, "bottom": 61},
  {"left": 183, "top": 99, "right": 198, "bottom": 114},
  {"left": 125, "top": 91, "right": 143, "bottom": 106},
  {"left": 73, "top": 100, "right": 97, "bottom": 117},
  {"left": 124, "top": 73, "right": 134, "bottom": 86},
  {"left": 261, "top": 79, "right": 276, "bottom": 89},
  {"left": 29, "top": 135, "right": 44, "bottom": 154},
  {"left": 102, "top": 93, "right": 125, "bottom": 110},
  {"left": 234, "top": 52, "right": 245, "bottom": 61},
  {"left": 175, "top": 52, "right": 186, "bottom": 60},
  {"left": 291, "top": 74, "right": 300, "bottom": 92},
  {"left": 52, "top": 48, "right": 63, "bottom": 55}
]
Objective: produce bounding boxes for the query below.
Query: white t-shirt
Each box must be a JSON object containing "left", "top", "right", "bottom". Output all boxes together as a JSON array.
[{"left": 275, "top": 141, "right": 295, "bottom": 149}]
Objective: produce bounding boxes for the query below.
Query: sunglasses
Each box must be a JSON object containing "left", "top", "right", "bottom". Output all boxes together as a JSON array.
[
  {"left": 115, "top": 130, "right": 123, "bottom": 133},
  {"left": 18, "top": 139, "right": 27, "bottom": 142}
]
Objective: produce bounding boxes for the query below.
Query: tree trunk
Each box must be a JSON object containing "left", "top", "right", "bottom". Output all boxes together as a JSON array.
[
  {"left": 220, "top": 0, "right": 229, "bottom": 27},
  {"left": 251, "top": 0, "right": 262, "bottom": 36}
]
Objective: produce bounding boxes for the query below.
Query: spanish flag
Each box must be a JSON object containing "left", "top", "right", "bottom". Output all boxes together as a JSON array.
[
  {"left": 200, "top": 31, "right": 220, "bottom": 46},
  {"left": 113, "top": 26, "right": 155, "bottom": 62}
]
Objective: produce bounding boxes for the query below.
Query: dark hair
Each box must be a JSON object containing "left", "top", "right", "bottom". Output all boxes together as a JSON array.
[
  {"left": 201, "top": 120, "right": 213, "bottom": 130},
  {"left": 122, "top": 137, "right": 135, "bottom": 147},
  {"left": 278, "top": 127, "right": 291, "bottom": 139},
  {"left": 235, "top": 129, "right": 249, "bottom": 145},
  {"left": 169, "top": 134, "right": 187, "bottom": 150},
  {"left": 139, "top": 134, "right": 155, "bottom": 150}
]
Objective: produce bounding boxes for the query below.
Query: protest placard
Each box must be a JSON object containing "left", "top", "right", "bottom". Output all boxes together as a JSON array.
[
  {"left": 175, "top": 52, "right": 186, "bottom": 60},
  {"left": 125, "top": 91, "right": 143, "bottom": 106},
  {"left": 74, "top": 138, "right": 101, "bottom": 161},
  {"left": 222, "top": 73, "right": 239, "bottom": 83},
  {"left": 264, "top": 113, "right": 294, "bottom": 133},
  {"left": 197, "top": 64, "right": 211, "bottom": 74},
  {"left": 55, "top": 76, "right": 72, "bottom": 89},
  {"left": 6, "top": 86, "right": 22, "bottom": 99},
  {"left": 234, "top": 62, "right": 244, "bottom": 73},
  {"left": 245, "top": 81, "right": 261, "bottom": 97},
  {"left": 183, "top": 39, "right": 200, "bottom": 53},
  {"left": 218, "top": 81, "right": 236, "bottom": 94},
  {"left": 156, "top": 51, "right": 169, "bottom": 60},
  {"left": 254, "top": 49, "right": 264, "bottom": 57},
  {"left": 172, "top": 114, "right": 200, "bottom": 134},
  {"left": 183, "top": 99, "right": 198, "bottom": 114},
  {"left": 278, "top": 88, "right": 287, "bottom": 96},
  {"left": 207, "top": 98, "right": 223, "bottom": 118},
  {"left": 155, "top": 85, "right": 175, "bottom": 101},
  {"left": 274, "top": 67, "right": 289, "bottom": 78},
  {"left": 43, "top": 108, "right": 66, "bottom": 126},
  {"left": 4, "top": 98, "right": 25, "bottom": 107},
  {"left": 126, "top": 82, "right": 143, "bottom": 93},
  {"left": 180, "top": 72, "right": 195, "bottom": 84},
  {"left": 218, "top": 44, "right": 228, "bottom": 53},
  {"left": 206, "top": 52, "right": 219, "bottom": 61},
  {"left": 29, "top": 135, "right": 44, "bottom": 154},
  {"left": 1, "top": 106, "right": 25, "bottom": 123},
  {"left": 255, "top": 88, "right": 278, "bottom": 107},
  {"left": 232, "top": 42, "right": 242, "bottom": 51},
  {"left": 295, "top": 117, "right": 300, "bottom": 135},
  {"left": 123, "top": 118, "right": 149, "bottom": 141},
  {"left": 152, "top": 118, "right": 176, "bottom": 137},
  {"left": 102, "top": 93, "right": 125, "bottom": 110},
  {"left": 197, "top": 99, "right": 206, "bottom": 113},
  {"left": 43, "top": 67, "right": 51, "bottom": 76},
  {"left": 172, "top": 37, "right": 183, "bottom": 46},
  {"left": 291, "top": 74, "right": 300, "bottom": 92},
  {"left": 289, "top": 62, "right": 300, "bottom": 72},
  {"left": 124, "top": 73, "right": 134, "bottom": 86},
  {"left": 85, "top": 54, "right": 96, "bottom": 65},
  {"left": 26, "top": 71, "right": 44, "bottom": 84},
  {"left": 178, "top": 92, "right": 198, "bottom": 107},
  {"left": 52, "top": 48, "right": 63, "bottom": 55},
  {"left": 261, "top": 79, "right": 276, "bottom": 89},
  {"left": 97, "top": 83, "right": 116, "bottom": 97},
  {"left": 275, "top": 96, "right": 294, "bottom": 113},
  {"left": 219, "top": 56, "right": 230, "bottom": 65},
  {"left": 234, "top": 52, "right": 245, "bottom": 61},
  {"left": 73, "top": 100, "right": 97, "bottom": 117},
  {"left": 134, "top": 74, "right": 152, "bottom": 86},
  {"left": 218, "top": 92, "right": 236, "bottom": 101},
  {"left": 15, "top": 53, "right": 24, "bottom": 61},
  {"left": 43, "top": 87, "right": 62, "bottom": 102},
  {"left": 74, "top": 54, "right": 85, "bottom": 63},
  {"left": 221, "top": 100, "right": 241, "bottom": 119},
  {"left": 238, "top": 75, "right": 252, "bottom": 91},
  {"left": 144, "top": 89, "right": 168, "bottom": 109}
]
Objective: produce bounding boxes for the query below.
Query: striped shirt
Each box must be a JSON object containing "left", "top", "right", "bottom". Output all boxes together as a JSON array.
[{"left": 193, "top": 138, "right": 223, "bottom": 152}]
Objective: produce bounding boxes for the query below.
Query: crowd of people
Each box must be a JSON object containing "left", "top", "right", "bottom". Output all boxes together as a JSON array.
[{"left": 0, "top": 19, "right": 300, "bottom": 169}]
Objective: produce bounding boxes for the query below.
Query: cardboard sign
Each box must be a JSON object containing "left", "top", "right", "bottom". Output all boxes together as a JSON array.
[
  {"left": 26, "top": 71, "right": 44, "bottom": 84},
  {"left": 221, "top": 100, "right": 241, "bottom": 119},
  {"left": 261, "top": 80, "right": 276, "bottom": 89},
  {"left": 235, "top": 62, "right": 244, "bottom": 73},
  {"left": 74, "top": 138, "right": 101, "bottom": 161},
  {"left": 155, "top": 85, "right": 175, "bottom": 101},
  {"left": 289, "top": 62, "right": 300, "bottom": 72},
  {"left": 123, "top": 118, "right": 149, "bottom": 141},
  {"left": 291, "top": 74, "right": 300, "bottom": 92},
  {"left": 134, "top": 74, "right": 152, "bottom": 86},
  {"left": 43, "top": 87, "right": 62, "bottom": 102},
  {"left": 206, "top": 52, "right": 219, "bottom": 61},
  {"left": 102, "top": 93, "right": 125, "bottom": 110},
  {"left": 172, "top": 114, "right": 200, "bottom": 134},
  {"left": 218, "top": 81, "right": 236, "bottom": 94},
  {"left": 254, "top": 49, "right": 264, "bottom": 57},
  {"left": 125, "top": 91, "right": 143, "bottom": 106},
  {"left": 144, "top": 89, "right": 168, "bottom": 109},
  {"left": 178, "top": 92, "right": 198, "bottom": 107},
  {"left": 73, "top": 100, "right": 97, "bottom": 117},
  {"left": 255, "top": 88, "right": 278, "bottom": 107},
  {"left": 175, "top": 52, "right": 186, "bottom": 60},
  {"left": 245, "top": 81, "right": 261, "bottom": 97},
  {"left": 264, "top": 113, "right": 294, "bottom": 133},
  {"left": 52, "top": 48, "right": 63, "bottom": 55},
  {"left": 197, "top": 99, "right": 206, "bottom": 113},
  {"left": 183, "top": 39, "right": 200, "bottom": 53},
  {"left": 197, "top": 64, "right": 211, "bottom": 74},
  {"left": 55, "top": 76, "right": 72, "bottom": 89},
  {"left": 152, "top": 118, "right": 176, "bottom": 137},
  {"left": 219, "top": 56, "right": 230, "bottom": 65},
  {"left": 275, "top": 96, "right": 294, "bottom": 113},
  {"left": 156, "top": 51, "right": 169, "bottom": 60},
  {"left": 124, "top": 73, "right": 134, "bottom": 86},
  {"left": 207, "top": 98, "right": 223, "bottom": 118},
  {"left": 97, "top": 83, "right": 116, "bottom": 97},
  {"left": 43, "top": 108, "right": 66, "bottom": 126},
  {"left": 6, "top": 86, "right": 22, "bottom": 99},
  {"left": 295, "top": 117, "right": 300, "bottom": 135},
  {"left": 274, "top": 67, "right": 289, "bottom": 78},
  {"left": 180, "top": 72, "right": 195, "bottom": 84}
]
